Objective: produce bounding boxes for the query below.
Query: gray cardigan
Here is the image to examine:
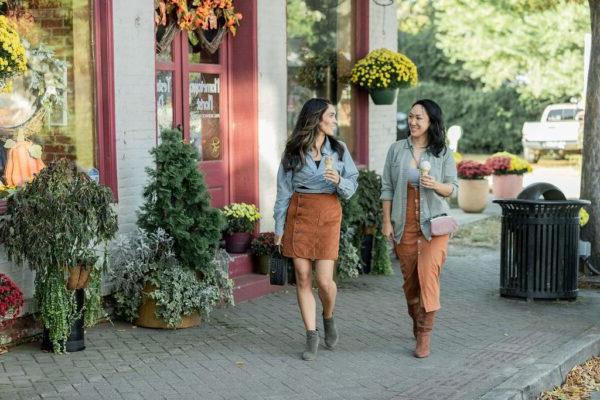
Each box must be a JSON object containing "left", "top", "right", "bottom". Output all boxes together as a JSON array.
[{"left": 380, "top": 138, "right": 458, "bottom": 242}]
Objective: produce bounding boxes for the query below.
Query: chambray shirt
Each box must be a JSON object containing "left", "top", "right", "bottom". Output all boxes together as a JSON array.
[
  {"left": 380, "top": 138, "right": 458, "bottom": 242},
  {"left": 273, "top": 137, "right": 359, "bottom": 236}
]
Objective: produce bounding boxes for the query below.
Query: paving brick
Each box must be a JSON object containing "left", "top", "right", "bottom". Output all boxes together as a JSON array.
[{"left": 1, "top": 245, "right": 600, "bottom": 400}]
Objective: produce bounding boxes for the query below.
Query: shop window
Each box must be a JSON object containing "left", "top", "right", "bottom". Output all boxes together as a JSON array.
[
  {"left": 287, "top": 0, "right": 358, "bottom": 158},
  {"left": 0, "top": 0, "right": 102, "bottom": 186}
]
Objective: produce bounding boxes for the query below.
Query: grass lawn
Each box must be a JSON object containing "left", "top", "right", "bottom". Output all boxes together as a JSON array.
[{"left": 450, "top": 216, "right": 501, "bottom": 249}]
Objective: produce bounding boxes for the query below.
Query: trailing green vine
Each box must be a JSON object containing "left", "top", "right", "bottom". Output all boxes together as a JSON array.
[{"left": 36, "top": 268, "right": 76, "bottom": 353}]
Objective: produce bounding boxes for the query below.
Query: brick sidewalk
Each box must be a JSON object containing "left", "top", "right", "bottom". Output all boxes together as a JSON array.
[{"left": 1, "top": 244, "right": 599, "bottom": 400}]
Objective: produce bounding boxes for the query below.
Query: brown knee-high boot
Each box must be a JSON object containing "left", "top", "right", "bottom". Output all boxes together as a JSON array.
[
  {"left": 407, "top": 303, "right": 420, "bottom": 339},
  {"left": 414, "top": 308, "right": 436, "bottom": 358}
]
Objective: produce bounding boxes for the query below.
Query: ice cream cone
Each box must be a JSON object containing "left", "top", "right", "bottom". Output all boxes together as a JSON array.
[
  {"left": 420, "top": 160, "right": 431, "bottom": 176},
  {"left": 324, "top": 156, "right": 333, "bottom": 171}
]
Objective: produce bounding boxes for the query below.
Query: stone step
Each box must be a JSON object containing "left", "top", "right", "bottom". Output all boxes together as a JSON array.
[
  {"left": 232, "top": 273, "right": 282, "bottom": 304},
  {"left": 228, "top": 253, "right": 254, "bottom": 278}
]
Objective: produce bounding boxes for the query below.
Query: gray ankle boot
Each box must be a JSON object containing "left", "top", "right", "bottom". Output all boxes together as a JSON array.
[
  {"left": 302, "top": 330, "right": 319, "bottom": 361},
  {"left": 323, "top": 315, "right": 338, "bottom": 349}
]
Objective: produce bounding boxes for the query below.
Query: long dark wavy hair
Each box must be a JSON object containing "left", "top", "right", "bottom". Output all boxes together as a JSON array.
[
  {"left": 282, "top": 98, "right": 345, "bottom": 171},
  {"left": 410, "top": 99, "right": 447, "bottom": 157}
]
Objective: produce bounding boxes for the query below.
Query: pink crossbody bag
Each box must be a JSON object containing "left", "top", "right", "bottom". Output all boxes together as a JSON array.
[{"left": 429, "top": 214, "right": 459, "bottom": 236}]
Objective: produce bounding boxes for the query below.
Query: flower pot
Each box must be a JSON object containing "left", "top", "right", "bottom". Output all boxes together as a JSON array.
[
  {"left": 369, "top": 88, "right": 398, "bottom": 105},
  {"left": 257, "top": 255, "right": 270, "bottom": 275},
  {"left": 41, "top": 288, "right": 85, "bottom": 352},
  {"left": 458, "top": 179, "right": 489, "bottom": 213},
  {"left": 492, "top": 174, "right": 524, "bottom": 199},
  {"left": 66, "top": 266, "right": 92, "bottom": 290},
  {"left": 360, "top": 234, "right": 374, "bottom": 274},
  {"left": 135, "top": 284, "right": 201, "bottom": 329},
  {"left": 224, "top": 232, "right": 252, "bottom": 253}
]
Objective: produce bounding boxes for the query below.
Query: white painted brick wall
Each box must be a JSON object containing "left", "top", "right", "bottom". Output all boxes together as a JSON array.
[
  {"left": 0, "top": 4, "right": 156, "bottom": 312},
  {"left": 368, "top": 0, "right": 398, "bottom": 175},
  {"left": 257, "top": 0, "right": 287, "bottom": 233},
  {"left": 112, "top": 3, "right": 156, "bottom": 234}
]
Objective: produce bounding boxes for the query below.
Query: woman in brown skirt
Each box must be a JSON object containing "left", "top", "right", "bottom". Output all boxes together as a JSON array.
[
  {"left": 274, "top": 98, "right": 358, "bottom": 361},
  {"left": 381, "top": 99, "right": 458, "bottom": 358}
]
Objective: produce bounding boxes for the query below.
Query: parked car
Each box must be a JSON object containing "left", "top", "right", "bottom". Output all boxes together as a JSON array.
[{"left": 521, "top": 103, "right": 583, "bottom": 163}]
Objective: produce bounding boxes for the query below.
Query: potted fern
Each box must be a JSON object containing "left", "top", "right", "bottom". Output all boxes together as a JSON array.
[{"left": 0, "top": 159, "right": 118, "bottom": 352}]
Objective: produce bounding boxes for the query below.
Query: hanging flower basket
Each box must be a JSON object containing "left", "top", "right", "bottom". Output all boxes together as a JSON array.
[
  {"left": 154, "top": 0, "right": 242, "bottom": 55},
  {"left": 350, "top": 48, "right": 417, "bottom": 105}
]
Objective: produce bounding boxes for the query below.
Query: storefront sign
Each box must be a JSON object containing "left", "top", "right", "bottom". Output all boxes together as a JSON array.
[
  {"left": 190, "top": 76, "right": 220, "bottom": 119},
  {"left": 156, "top": 73, "right": 172, "bottom": 108}
]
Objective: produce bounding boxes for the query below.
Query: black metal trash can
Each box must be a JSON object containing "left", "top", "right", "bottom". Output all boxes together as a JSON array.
[{"left": 493, "top": 183, "right": 590, "bottom": 300}]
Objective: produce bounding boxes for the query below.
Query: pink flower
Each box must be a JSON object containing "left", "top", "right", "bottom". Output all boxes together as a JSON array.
[
  {"left": 457, "top": 160, "right": 493, "bottom": 180},
  {"left": 0, "top": 273, "right": 24, "bottom": 329}
]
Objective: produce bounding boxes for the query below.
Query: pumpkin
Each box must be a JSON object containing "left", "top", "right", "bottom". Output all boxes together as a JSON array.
[{"left": 3, "top": 138, "right": 45, "bottom": 187}]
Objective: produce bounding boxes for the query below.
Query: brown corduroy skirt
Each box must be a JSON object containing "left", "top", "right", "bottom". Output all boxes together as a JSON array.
[{"left": 281, "top": 192, "right": 342, "bottom": 260}]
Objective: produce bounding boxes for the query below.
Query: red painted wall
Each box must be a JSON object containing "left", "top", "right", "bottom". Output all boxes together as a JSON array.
[{"left": 228, "top": 0, "right": 259, "bottom": 208}]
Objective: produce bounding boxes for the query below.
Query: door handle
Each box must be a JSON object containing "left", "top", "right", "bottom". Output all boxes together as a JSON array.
[{"left": 176, "top": 123, "right": 183, "bottom": 132}]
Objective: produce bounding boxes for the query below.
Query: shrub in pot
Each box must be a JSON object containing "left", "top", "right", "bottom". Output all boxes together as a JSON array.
[
  {"left": 134, "top": 129, "right": 233, "bottom": 327},
  {"left": 110, "top": 229, "right": 233, "bottom": 328},
  {"left": 0, "top": 159, "right": 118, "bottom": 352},
  {"left": 456, "top": 160, "right": 493, "bottom": 213},
  {"left": 351, "top": 169, "right": 392, "bottom": 275}
]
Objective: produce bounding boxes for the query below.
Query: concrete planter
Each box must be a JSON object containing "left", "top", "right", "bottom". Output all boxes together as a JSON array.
[
  {"left": 458, "top": 179, "right": 489, "bottom": 213},
  {"left": 492, "top": 174, "right": 524, "bottom": 199}
]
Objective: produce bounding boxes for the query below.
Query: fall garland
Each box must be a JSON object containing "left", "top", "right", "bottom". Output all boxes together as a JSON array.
[{"left": 155, "top": 0, "right": 242, "bottom": 54}]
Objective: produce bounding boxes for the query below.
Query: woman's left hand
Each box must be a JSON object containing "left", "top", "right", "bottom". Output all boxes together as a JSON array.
[
  {"left": 420, "top": 174, "right": 438, "bottom": 190},
  {"left": 324, "top": 169, "right": 340, "bottom": 186}
]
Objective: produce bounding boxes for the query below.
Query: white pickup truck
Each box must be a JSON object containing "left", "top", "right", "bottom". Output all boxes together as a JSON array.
[{"left": 521, "top": 103, "right": 584, "bottom": 163}]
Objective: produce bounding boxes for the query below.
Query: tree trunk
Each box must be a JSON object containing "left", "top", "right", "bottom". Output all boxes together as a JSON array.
[{"left": 581, "top": 0, "right": 600, "bottom": 269}]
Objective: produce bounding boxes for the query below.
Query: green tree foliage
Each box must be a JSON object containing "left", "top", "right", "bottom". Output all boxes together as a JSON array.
[
  {"left": 397, "top": 0, "right": 587, "bottom": 153},
  {"left": 137, "top": 129, "right": 225, "bottom": 272},
  {"left": 397, "top": 82, "right": 551, "bottom": 153},
  {"left": 434, "top": 0, "right": 590, "bottom": 100}
]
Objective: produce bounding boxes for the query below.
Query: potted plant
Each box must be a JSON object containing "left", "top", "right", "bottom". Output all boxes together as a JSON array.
[
  {"left": 221, "top": 203, "right": 261, "bottom": 253},
  {"left": 485, "top": 152, "right": 532, "bottom": 199},
  {"left": 154, "top": 0, "right": 243, "bottom": 54},
  {"left": 0, "top": 159, "right": 118, "bottom": 352},
  {"left": 456, "top": 160, "right": 493, "bottom": 213},
  {"left": 296, "top": 49, "right": 351, "bottom": 104},
  {"left": 350, "top": 169, "right": 393, "bottom": 275},
  {"left": 350, "top": 48, "right": 418, "bottom": 105},
  {"left": 135, "top": 128, "right": 233, "bottom": 328},
  {"left": 251, "top": 232, "right": 276, "bottom": 275},
  {"left": 0, "top": 273, "right": 24, "bottom": 331},
  {"left": 110, "top": 229, "right": 233, "bottom": 329}
]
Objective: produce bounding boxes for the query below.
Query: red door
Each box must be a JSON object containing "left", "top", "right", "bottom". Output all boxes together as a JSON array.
[{"left": 155, "top": 30, "right": 230, "bottom": 207}]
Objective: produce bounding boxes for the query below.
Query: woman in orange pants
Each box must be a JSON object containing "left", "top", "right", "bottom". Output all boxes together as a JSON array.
[{"left": 380, "top": 99, "right": 458, "bottom": 358}]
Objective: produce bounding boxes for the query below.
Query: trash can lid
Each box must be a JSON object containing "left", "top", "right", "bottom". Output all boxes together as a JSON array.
[{"left": 517, "top": 182, "right": 566, "bottom": 201}]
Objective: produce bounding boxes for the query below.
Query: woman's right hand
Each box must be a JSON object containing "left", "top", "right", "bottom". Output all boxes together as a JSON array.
[
  {"left": 274, "top": 234, "right": 282, "bottom": 246},
  {"left": 382, "top": 221, "right": 395, "bottom": 243}
]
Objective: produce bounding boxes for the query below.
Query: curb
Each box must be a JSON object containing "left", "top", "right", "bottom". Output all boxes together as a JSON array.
[{"left": 479, "top": 328, "right": 600, "bottom": 400}]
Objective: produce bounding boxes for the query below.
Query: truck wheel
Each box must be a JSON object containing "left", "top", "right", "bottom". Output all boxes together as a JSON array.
[{"left": 524, "top": 147, "right": 540, "bottom": 163}]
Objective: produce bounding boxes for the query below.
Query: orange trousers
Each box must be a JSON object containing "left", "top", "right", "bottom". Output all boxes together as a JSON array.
[{"left": 394, "top": 185, "right": 449, "bottom": 312}]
